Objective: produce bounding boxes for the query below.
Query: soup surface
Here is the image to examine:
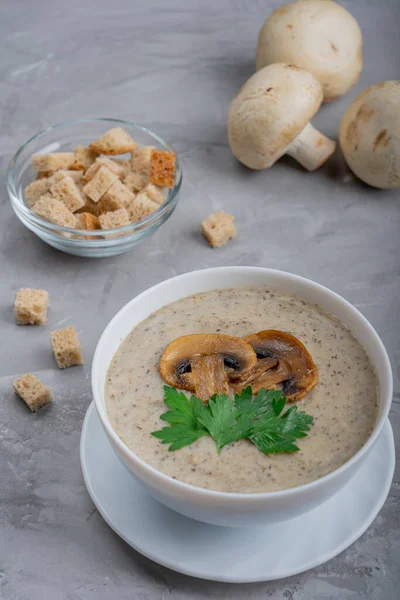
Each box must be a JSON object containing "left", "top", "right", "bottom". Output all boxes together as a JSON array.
[{"left": 106, "top": 288, "right": 378, "bottom": 493}]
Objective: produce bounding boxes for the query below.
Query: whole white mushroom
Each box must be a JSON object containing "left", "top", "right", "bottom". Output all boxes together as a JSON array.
[
  {"left": 256, "top": 0, "right": 363, "bottom": 103},
  {"left": 339, "top": 81, "right": 400, "bottom": 189},
  {"left": 228, "top": 63, "right": 336, "bottom": 171}
]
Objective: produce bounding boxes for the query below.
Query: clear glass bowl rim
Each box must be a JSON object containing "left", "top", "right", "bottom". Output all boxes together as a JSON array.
[{"left": 7, "top": 117, "right": 182, "bottom": 240}]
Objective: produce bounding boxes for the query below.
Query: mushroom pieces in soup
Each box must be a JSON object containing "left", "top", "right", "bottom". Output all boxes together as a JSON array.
[
  {"left": 158, "top": 333, "right": 257, "bottom": 402},
  {"left": 159, "top": 330, "right": 318, "bottom": 403},
  {"left": 234, "top": 330, "right": 318, "bottom": 401}
]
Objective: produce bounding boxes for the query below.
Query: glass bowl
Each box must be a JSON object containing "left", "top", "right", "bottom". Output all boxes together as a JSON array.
[{"left": 7, "top": 118, "right": 182, "bottom": 258}]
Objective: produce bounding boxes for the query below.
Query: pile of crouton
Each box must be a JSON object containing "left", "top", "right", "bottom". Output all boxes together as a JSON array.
[{"left": 24, "top": 127, "right": 176, "bottom": 235}]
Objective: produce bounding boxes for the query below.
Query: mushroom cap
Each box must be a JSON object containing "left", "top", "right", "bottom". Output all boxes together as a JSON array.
[
  {"left": 159, "top": 333, "right": 257, "bottom": 391},
  {"left": 256, "top": 0, "right": 362, "bottom": 102},
  {"left": 339, "top": 81, "right": 400, "bottom": 189},
  {"left": 228, "top": 63, "right": 323, "bottom": 169},
  {"left": 234, "top": 330, "right": 318, "bottom": 402}
]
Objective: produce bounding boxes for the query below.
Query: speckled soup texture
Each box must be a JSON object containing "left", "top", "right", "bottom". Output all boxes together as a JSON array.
[{"left": 106, "top": 289, "right": 379, "bottom": 493}]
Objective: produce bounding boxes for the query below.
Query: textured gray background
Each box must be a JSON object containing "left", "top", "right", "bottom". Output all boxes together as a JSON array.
[{"left": 1, "top": 0, "right": 399, "bottom": 598}]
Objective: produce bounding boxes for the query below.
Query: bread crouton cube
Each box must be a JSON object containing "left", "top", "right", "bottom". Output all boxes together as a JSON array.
[
  {"left": 98, "top": 208, "right": 130, "bottom": 230},
  {"left": 201, "top": 211, "right": 236, "bottom": 248},
  {"left": 128, "top": 192, "right": 159, "bottom": 222},
  {"left": 35, "top": 171, "right": 54, "bottom": 180},
  {"left": 14, "top": 288, "right": 49, "bottom": 325},
  {"left": 113, "top": 158, "right": 131, "bottom": 173},
  {"left": 49, "top": 170, "right": 84, "bottom": 185},
  {"left": 32, "top": 152, "right": 75, "bottom": 172},
  {"left": 77, "top": 212, "right": 101, "bottom": 240},
  {"left": 82, "top": 166, "right": 117, "bottom": 203},
  {"left": 98, "top": 179, "right": 136, "bottom": 211},
  {"left": 77, "top": 212, "right": 100, "bottom": 231},
  {"left": 24, "top": 178, "right": 51, "bottom": 208},
  {"left": 71, "top": 146, "right": 98, "bottom": 170},
  {"left": 76, "top": 197, "right": 105, "bottom": 217},
  {"left": 123, "top": 171, "right": 149, "bottom": 193},
  {"left": 13, "top": 373, "right": 52, "bottom": 412},
  {"left": 81, "top": 160, "right": 101, "bottom": 183},
  {"left": 33, "top": 196, "right": 77, "bottom": 229},
  {"left": 142, "top": 183, "right": 167, "bottom": 205},
  {"left": 150, "top": 150, "right": 176, "bottom": 188},
  {"left": 131, "top": 146, "right": 155, "bottom": 174},
  {"left": 50, "top": 326, "right": 84, "bottom": 369},
  {"left": 89, "top": 128, "right": 138, "bottom": 155},
  {"left": 82, "top": 157, "right": 127, "bottom": 183},
  {"left": 50, "top": 176, "right": 86, "bottom": 212}
]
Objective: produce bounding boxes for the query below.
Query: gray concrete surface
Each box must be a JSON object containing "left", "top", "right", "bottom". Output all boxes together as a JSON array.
[{"left": 1, "top": 0, "right": 399, "bottom": 598}]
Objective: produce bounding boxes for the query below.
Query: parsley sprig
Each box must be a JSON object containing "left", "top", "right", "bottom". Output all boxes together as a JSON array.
[{"left": 152, "top": 386, "right": 313, "bottom": 454}]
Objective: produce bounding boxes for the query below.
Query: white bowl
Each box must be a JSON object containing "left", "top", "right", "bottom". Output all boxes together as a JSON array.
[{"left": 92, "top": 267, "right": 393, "bottom": 527}]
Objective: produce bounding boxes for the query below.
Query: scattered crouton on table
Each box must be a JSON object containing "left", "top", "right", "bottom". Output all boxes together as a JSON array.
[
  {"left": 14, "top": 288, "right": 49, "bottom": 325},
  {"left": 202, "top": 210, "right": 236, "bottom": 248},
  {"left": 13, "top": 373, "right": 52, "bottom": 412},
  {"left": 50, "top": 326, "right": 84, "bottom": 369}
]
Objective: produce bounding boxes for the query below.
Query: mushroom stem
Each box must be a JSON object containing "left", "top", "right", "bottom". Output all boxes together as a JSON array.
[{"left": 286, "top": 123, "right": 336, "bottom": 171}]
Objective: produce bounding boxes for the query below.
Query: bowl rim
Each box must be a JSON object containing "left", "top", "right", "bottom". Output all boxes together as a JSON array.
[
  {"left": 7, "top": 117, "right": 182, "bottom": 239},
  {"left": 92, "top": 266, "right": 393, "bottom": 501}
]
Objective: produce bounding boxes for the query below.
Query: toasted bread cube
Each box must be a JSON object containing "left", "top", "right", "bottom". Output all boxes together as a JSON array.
[
  {"left": 48, "top": 170, "right": 84, "bottom": 185},
  {"left": 24, "top": 179, "right": 51, "bottom": 208},
  {"left": 81, "top": 160, "right": 101, "bottom": 183},
  {"left": 109, "top": 158, "right": 131, "bottom": 180},
  {"left": 33, "top": 196, "right": 77, "bottom": 228},
  {"left": 71, "top": 146, "right": 98, "bottom": 170},
  {"left": 77, "top": 212, "right": 101, "bottom": 240},
  {"left": 128, "top": 192, "right": 159, "bottom": 222},
  {"left": 77, "top": 212, "right": 100, "bottom": 231},
  {"left": 89, "top": 128, "right": 138, "bottom": 155},
  {"left": 50, "top": 326, "right": 84, "bottom": 369},
  {"left": 50, "top": 176, "right": 85, "bottom": 213},
  {"left": 99, "top": 179, "right": 136, "bottom": 211},
  {"left": 76, "top": 197, "right": 105, "bottom": 217},
  {"left": 201, "top": 211, "right": 236, "bottom": 248},
  {"left": 99, "top": 208, "right": 130, "bottom": 230},
  {"left": 82, "top": 166, "right": 117, "bottom": 203},
  {"left": 142, "top": 183, "right": 167, "bottom": 205},
  {"left": 14, "top": 288, "right": 49, "bottom": 325},
  {"left": 13, "top": 373, "right": 52, "bottom": 412},
  {"left": 150, "top": 150, "right": 176, "bottom": 188},
  {"left": 82, "top": 157, "right": 127, "bottom": 183},
  {"left": 32, "top": 152, "right": 75, "bottom": 172},
  {"left": 123, "top": 171, "right": 149, "bottom": 193},
  {"left": 131, "top": 146, "right": 155, "bottom": 174},
  {"left": 35, "top": 171, "right": 54, "bottom": 180},
  {"left": 83, "top": 155, "right": 126, "bottom": 180},
  {"left": 112, "top": 158, "right": 131, "bottom": 174}
]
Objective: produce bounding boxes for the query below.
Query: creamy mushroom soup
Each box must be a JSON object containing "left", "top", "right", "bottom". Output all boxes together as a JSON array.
[{"left": 106, "top": 289, "right": 379, "bottom": 493}]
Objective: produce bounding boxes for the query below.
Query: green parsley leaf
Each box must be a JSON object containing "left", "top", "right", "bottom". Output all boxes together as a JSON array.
[
  {"left": 152, "top": 387, "right": 208, "bottom": 450},
  {"left": 159, "top": 386, "right": 198, "bottom": 426},
  {"left": 196, "top": 393, "right": 249, "bottom": 453},
  {"left": 151, "top": 386, "right": 313, "bottom": 455},
  {"left": 249, "top": 404, "right": 313, "bottom": 453},
  {"left": 152, "top": 424, "right": 209, "bottom": 451}
]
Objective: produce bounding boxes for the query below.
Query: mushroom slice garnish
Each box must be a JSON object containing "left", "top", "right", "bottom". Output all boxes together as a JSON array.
[
  {"left": 190, "top": 355, "right": 229, "bottom": 402},
  {"left": 158, "top": 333, "right": 257, "bottom": 398},
  {"left": 234, "top": 330, "right": 318, "bottom": 402}
]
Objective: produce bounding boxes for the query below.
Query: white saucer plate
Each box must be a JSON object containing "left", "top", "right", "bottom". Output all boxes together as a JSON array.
[{"left": 80, "top": 402, "right": 395, "bottom": 583}]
